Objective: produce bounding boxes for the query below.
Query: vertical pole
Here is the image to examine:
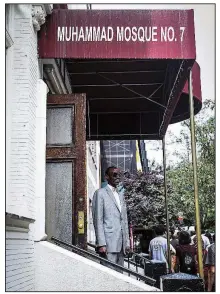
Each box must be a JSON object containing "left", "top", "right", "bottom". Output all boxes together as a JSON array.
[
  {"left": 99, "top": 144, "right": 102, "bottom": 187},
  {"left": 129, "top": 224, "right": 134, "bottom": 252},
  {"left": 188, "top": 70, "right": 204, "bottom": 279},
  {"left": 162, "top": 137, "right": 171, "bottom": 271}
]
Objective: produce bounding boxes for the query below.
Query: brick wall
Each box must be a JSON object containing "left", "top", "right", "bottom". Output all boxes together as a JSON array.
[
  {"left": 6, "top": 4, "right": 38, "bottom": 220},
  {"left": 6, "top": 4, "right": 39, "bottom": 291},
  {"left": 6, "top": 227, "right": 35, "bottom": 291},
  {"left": 29, "top": 79, "right": 48, "bottom": 242}
]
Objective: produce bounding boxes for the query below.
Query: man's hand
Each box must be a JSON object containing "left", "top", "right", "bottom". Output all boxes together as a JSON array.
[{"left": 98, "top": 246, "right": 107, "bottom": 254}]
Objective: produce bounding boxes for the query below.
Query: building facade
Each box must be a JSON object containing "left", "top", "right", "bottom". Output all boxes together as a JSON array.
[
  {"left": 6, "top": 4, "right": 99, "bottom": 290},
  {"left": 100, "top": 140, "right": 137, "bottom": 184},
  {"left": 5, "top": 4, "right": 202, "bottom": 291},
  {"left": 100, "top": 140, "right": 148, "bottom": 186},
  {"left": 138, "top": 140, "right": 149, "bottom": 173}
]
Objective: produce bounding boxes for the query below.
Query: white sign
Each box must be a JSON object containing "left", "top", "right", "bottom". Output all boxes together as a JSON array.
[{"left": 57, "top": 26, "right": 186, "bottom": 43}]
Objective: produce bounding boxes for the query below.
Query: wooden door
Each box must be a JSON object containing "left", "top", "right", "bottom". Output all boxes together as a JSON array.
[{"left": 45, "top": 94, "right": 87, "bottom": 248}]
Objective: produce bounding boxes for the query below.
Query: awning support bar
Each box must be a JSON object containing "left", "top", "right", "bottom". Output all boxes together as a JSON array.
[
  {"left": 68, "top": 70, "right": 165, "bottom": 75},
  {"left": 98, "top": 73, "right": 166, "bottom": 109},
  {"left": 188, "top": 69, "right": 204, "bottom": 279},
  {"left": 73, "top": 82, "right": 163, "bottom": 87},
  {"left": 159, "top": 60, "right": 185, "bottom": 136},
  {"left": 88, "top": 97, "right": 161, "bottom": 100},
  {"left": 162, "top": 136, "right": 171, "bottom": 271}
]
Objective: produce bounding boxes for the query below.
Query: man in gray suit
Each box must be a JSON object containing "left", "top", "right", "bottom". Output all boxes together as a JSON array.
[{"left": 92, "top": 166, "right": 130, "bottom": 269}]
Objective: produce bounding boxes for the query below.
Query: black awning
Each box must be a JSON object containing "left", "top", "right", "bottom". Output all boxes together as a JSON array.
[{"left": 65, "top": 59, "right": 202, "bottom": 140}]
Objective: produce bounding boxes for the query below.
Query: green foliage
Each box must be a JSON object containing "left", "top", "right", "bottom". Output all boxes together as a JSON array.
[
  {"left": 123, "top": 100, "right": 215, "bottom": 231},
  {"left": 167, "top": 99, "right": 215, "bottom": 229},
  {"left": 123, "top": 171, "right": 169, "bottom": 227}
]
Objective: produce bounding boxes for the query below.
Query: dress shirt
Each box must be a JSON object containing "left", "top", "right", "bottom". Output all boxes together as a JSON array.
[{"left": 107, "top": 184, "right": 121, "bottom": 212}]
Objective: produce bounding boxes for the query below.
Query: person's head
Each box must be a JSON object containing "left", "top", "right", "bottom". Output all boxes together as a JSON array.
[
  {"left": 154, "top": 225, "right": 165, "bottom": 236},
  {"left": 170, "top": 228, "right": 176, "bottom": 239},
  {"left": 179, "top": 231, "right": 191, "bottom": 245},
  {"left": 205, "top": 232, "right": 212, "bottom": 242},
  {"left": 105, "top": 166, "right": 120, "bottom": 188}
]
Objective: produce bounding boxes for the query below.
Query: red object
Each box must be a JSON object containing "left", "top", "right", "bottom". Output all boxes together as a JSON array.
[
  {"left": 38, "top": 9, "right": 202, "bottom": 140},
  {"left": 182, "top": 61, "right": 202, "bottom": 102},
  {"left": 38, "top": 9, "right": 196, "bottom": 59},
  {"left": 171, "top": 61, "right": 202, "bottom": 124}
]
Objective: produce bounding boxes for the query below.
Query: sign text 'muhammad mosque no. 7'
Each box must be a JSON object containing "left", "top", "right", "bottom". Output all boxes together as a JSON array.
[{"left": 57, "top": 26, "right": 186, "bottom": 43}]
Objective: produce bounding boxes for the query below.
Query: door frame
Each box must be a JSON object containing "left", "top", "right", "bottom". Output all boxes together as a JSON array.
[{"left": 46, "top": 93, "right": 87, "bottom": 248}]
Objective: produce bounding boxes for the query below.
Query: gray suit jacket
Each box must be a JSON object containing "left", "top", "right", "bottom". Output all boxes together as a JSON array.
[{"left": 92, "top": 185, "right": 130, "bottom": 253}]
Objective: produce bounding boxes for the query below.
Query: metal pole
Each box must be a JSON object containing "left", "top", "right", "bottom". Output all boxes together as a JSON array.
[
  {"left": 188, "top": 70, "right": 204, "bottom": 279},
  {"left": 162, "top": 137, "right": 171, "bottom": 271}
]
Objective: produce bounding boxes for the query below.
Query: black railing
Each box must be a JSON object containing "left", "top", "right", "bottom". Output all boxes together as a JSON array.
[
  {"left": 87, "top": 242, "right": 141, "bottom": 277},
  {"left": 51, "top": 237, "right": 156, "bottom": 287},
  {"left": 87, "top": 243, "right": 167, "bottom": 289},
  {"left": 87, "top": 242, "right": 148, "bottom": 268},
  {"left": 87, "top": 242, "right": 96, "bottom": 249}
]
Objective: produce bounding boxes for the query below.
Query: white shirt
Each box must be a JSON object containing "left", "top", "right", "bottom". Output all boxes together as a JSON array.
[
  {"left": 108, "top": 184, "right": 121, "bottom": 212},
  {"left": 202, "top": 234, "right": 211, "bottom": 248},
  {"left": 191, "top": 234, "right": 210, "bottom": 248},
  {"left": 149, "top": 236, "right": 176, "bottom": 268}
]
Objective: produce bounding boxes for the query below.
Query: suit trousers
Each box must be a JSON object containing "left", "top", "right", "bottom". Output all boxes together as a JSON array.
[{"left": 100, "top": 247, "right": 124, "bottom": 273}]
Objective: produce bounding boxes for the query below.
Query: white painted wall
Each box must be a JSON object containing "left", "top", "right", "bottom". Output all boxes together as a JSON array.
[
  {"left": 6, "top": 4, "right": 154, "bottom": 292},
  {"left": 6, "top": 6, "right": 14, "bottom": 214},
  {"left": 6, "top": 228, "right": 35, "bottom": 291},
  {"left": 6, "top": 4, "right": 38, "bottom": 220},
  {"left": 35, "top": 241, "right": 159, "bottom": 291},
  {"left": 29, "top": 79, "right": 48, "bottom": 241},
  {"left": 6, "top": 4, "right": 48, "bottom": 291}
]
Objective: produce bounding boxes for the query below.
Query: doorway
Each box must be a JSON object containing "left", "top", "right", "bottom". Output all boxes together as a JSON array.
[{"left": 45, "top": 94, "right": 87, "bottom": 248}]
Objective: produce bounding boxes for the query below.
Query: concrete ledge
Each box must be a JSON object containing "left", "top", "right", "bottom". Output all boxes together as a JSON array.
[
  {"left": 35, "top": 241, "right": 159, "bottom": 291},
  {"left": 6, "top": 213, "right": 35, "bottom": 230}
]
